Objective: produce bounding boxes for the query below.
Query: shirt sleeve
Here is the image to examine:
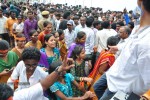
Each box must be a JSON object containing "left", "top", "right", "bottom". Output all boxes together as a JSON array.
[
  {"left": 10, "top": 61, "right": 23, "bottom": 80},
  {"left": 137, "top": 44, "right": 150, "bottom": 88},
  {"left": 89, "top": 31, "right": 95, "bottom": 53},
  {"left": 38, "top": 67, "right": 48, "bottom": 79},
  {"left": 23, "top": 21, "right": 28, "bottom": 38},
  {"left": 66, "top": 73, "right": 75, "bottom": 82},
  {"left": 95, "top": 32, "right": 99, "bottom": 46},
  {"left": 50, "top": 83, "right": 59, "bottom": 93},
  {"left": 13, "top": 23, "right": 17, "bottom": 30},
  {"left": 13, "top": 83, "right": 44, "bottom": 100}
]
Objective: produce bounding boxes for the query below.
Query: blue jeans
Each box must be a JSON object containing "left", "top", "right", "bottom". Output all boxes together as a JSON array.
[{"left": 93, "top": 73, "right": 115, "bottom": 100}]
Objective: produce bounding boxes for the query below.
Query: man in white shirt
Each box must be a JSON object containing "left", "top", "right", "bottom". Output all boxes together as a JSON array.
[
  {"left": 0, "top": 9, "right": 9, "bottom": 42},
  {"left": 115, "top": 26, "right": 131, "bottom": 58},
  {"left": 81, "top": 17, "right": 95, "bottom": 55},
  {"left": 64, "top": 20, "right": 76, "bottom": 49},
  {"left": 93, "top": 0, "right": 150, "bottom": 100},
  {"left": 75, "top": 16, "right": 87, "bottom": 35},
  {"left": 0, "top": 48, "right": 94, "bottom": 100},
  {"left": 55, "top": 13, "right": 61, "bottom": 31},
  {"left": 95, "top": 21, "right": 117, "bottom": 53},
  {"left": 7, "top": 61, "right": 48, "bottom": 90}
]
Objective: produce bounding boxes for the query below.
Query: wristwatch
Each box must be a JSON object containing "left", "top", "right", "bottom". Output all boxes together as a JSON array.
[{"left": 55, "top": 66, "right": 62, "bottom": 75}]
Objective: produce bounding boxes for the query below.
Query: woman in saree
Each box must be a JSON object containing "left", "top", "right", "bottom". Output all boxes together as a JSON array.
[
  {"left": 88, "top": 36, "right": 119, "bottom": 100},
  {"left": 0, "top": 40, "right": 18, "bottom": 83}
]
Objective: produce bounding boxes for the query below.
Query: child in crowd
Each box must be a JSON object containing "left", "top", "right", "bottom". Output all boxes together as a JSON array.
[
  {"left": 68, "top": 31, "right": 86, "bottom": 58},
  {"left": 51, "top": 31, "right": 59, "bottom": 48},
  {"left": 49, "top": 60, "right": 95, "bottom": 100},
  {"left": 70, "top": 45, "right": 93, "bottom": 97}
]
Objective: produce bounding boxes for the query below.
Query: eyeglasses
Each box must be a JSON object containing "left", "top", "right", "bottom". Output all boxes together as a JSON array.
[{"left": 25, "top": 63, "right": 37, "bottom": 68}]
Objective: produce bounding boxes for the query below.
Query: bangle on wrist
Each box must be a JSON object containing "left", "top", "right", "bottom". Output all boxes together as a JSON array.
[{"left": 55, "top": 66, "right": 62, "bottom": 75}]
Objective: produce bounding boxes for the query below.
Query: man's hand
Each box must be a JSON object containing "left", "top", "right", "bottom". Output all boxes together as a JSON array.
[{"left": 58, "top": 55, "right": 75, "bottom": 72}]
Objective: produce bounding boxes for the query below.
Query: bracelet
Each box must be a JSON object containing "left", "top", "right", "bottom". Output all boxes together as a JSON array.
[{"left": 55, "top": 66, "right": 62, "bottom": 75}]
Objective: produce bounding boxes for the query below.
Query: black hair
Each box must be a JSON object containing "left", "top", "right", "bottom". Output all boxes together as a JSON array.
[
  {"left": 63, "top": 11, "right": 71, "bottom": 19},
  {"left": 75, "top": 31, "right": 86, "bottom": 43},
  {"left": 43, "top": 21, "right": 52, "bottom": 27},
  {"left": 107, "top": 36, "right": 119, "bottom": 49},
  {"left": 43, "top": 34, "right": 54, "bottom": 48},
  {"left": 101, "top": 21, "right": 110, "bottom": 29},
  {"left": 73, "top": 16, "right": 79, "bottom": 20},
  {"left": 0, "top": 84, "right": 13, "bottom": 100},
  {"left": 21, "top": 47, "right": 41, "bottom": 61},
  {"left": 15, "top": 34, "right": 26, "bottom": 42},
  {"left": 143, "top": 0, "right": 150, "bottom": 13},
  {"left": 51, "top": 31, "right": 57, "bottom": 36},
  {"left": 0, "top": 40, "right": 9, "bottom": 50},
  {"left": 49, "top": 9, "right": 55, "bottom": 13},
  {"left": 128, "top": 22, "right": 134, "bottom": 29},
  {"left": 70, "top": 45, "right": 84, "bottom": 60},
  {"left": 27, "top": 10, "right": 33, "bottom": 14},
  {"left": 48, "top": 60, "right": 62, "bottom": 74},
  {"left": 29, "top": 29, "right": 37, "bottom": 37},
  {"left": 17, "top": 15, "right": 23, "bottom": 19},
  {"left": 111, "top": 23, "right": 116, "bottom": 30},
  {"left": 93, "top": 21, "right": 101, "bottom": 28},
  {"left": 86, "top": 18, "right": 94, "bottom": 27},
  {"left": 55, "top": 13, "right": 61, "bottom": 17},
  {"left": 57, "top": 29, "right": 64, "bottom": 36},
  {"left": 116, "top": 21, "right": 125, "bottom": 26}
]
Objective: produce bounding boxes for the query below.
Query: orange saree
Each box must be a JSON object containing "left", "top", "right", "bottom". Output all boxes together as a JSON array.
[{"left": 88, "top": 50, "right": 115, "bottom": 100}]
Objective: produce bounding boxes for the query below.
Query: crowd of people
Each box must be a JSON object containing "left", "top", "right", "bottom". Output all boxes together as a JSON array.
[{"left": 0, "top": 0, "right": 150, "bottom": 100}]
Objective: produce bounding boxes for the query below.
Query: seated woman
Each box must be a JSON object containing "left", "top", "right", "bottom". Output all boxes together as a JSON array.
[
  {"left": 0, "top": 40, "right": 18, "bottom": 83},
  {"left": 25, "top": 30, "right": 42, "bottom": 50},
  {"left": 11, "top": 34, "right": 26, "bottom": 59},
  {"left": 88, "top": 36, "right": 119, "bottom": 100},
  {"left": 7, "top": 47, "right": 48, "bottom": 91},
  {"left": 38, "top": 34, "right": 60, "bottom": 71},
  {"left": 49, "top": 60, "right": 95, "bottom": 100}
]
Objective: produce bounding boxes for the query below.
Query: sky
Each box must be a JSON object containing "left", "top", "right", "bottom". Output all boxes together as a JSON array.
[{"left": 42, "top": 0, "right": 138, "bottom": 12}]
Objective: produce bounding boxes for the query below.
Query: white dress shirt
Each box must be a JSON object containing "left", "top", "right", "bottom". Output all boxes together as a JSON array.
[
  {"left": 81, "top": 27, "right": 95, "bottom": 54},
  {"left": 95, "top": 29, "right": 117, "bottom": 52},
  {"left": 64, "top": 29, "right": 76, "bottom": 48},
  {"left": 0, "top": 16, "right": 7, "bottom": 34},
  {"left": 13, "top": 83, "right": 48, "bottom": 100},
  {"left": 75, "top": 24, "right": 87, "bottom": 35},
  {"left": 13, "top": 22, "right": 24, "bottom": 33},
  {"left": 106, "top": 26, "right": 150, "bottom": 95},
  {"left": 7, "top": 61, "right": 48, "bottom": 90}
]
